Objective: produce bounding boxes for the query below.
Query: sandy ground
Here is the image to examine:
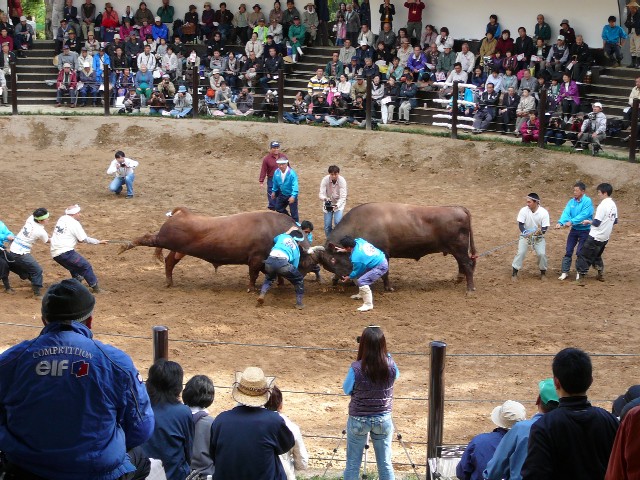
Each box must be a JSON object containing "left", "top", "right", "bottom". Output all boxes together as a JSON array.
[{"left": 1, "top": 116, "right": 640, "bottom": 478}]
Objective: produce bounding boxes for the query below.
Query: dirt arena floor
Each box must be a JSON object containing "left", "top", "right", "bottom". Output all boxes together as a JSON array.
[{"left": 2, "top": 116, "right": 640, "bottom": 477}]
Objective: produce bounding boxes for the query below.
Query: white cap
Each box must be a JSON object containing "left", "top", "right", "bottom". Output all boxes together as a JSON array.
[
  {"left": 491, "top": 401, "right": 527, "bottom": 429},
  {"left": 113, "top": 33, "right": 120, "bottom": 39},
  {"left": 359, "top": 40, "right": 368, "bottom": 46},
  {"left": 593, "top": 102, "right": 603, "bottom": 108},
  {"left": 155, "top": 15, "right": 161, "bottom": 21},
  {"left": 557, "top": 34, "right": 565, "bottom": 41}
]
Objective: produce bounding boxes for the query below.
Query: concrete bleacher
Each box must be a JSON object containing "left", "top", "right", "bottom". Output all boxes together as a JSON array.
[{"left": 15, "top": 40, "right": 58, "bottom": 105}]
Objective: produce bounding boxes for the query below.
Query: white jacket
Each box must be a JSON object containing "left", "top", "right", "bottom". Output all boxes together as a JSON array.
[{"left": 319, "top": 174, "right": 348, "bottom": 211}]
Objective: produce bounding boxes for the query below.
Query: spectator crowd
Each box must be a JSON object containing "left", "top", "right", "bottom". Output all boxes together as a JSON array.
[{"left": 2, "top": 0, "right": 638, "bottom": 145}]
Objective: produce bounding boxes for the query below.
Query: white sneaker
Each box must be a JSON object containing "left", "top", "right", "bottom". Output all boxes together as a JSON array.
[
  {"left": 558, "top": 273, "right": 568, "bottom": 280},
  {"left": 357, "top": 304, "right": 373, "bottom": 312},
  {"left": 350, "top": 293, "right": 362, "bottom": 300}
]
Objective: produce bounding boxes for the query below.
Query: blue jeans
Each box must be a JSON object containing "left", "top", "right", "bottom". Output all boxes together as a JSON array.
[
  {"left": 604, "top": 43, "right": 623, "bottom": 61},
  {"left": 260, "top": 256, "right": 304, "bottom": 295},
  {"left": 344, "top": 413, "right": 395, "bottom": 480},
  {"left": 266, "top": 177, "right": 275, "bottom": 210},
  {"left": 283, "top": 112, "right": 305, "bottom": 124},
  {"left": 561, "top": 228, "right": 589, "bottom": 273},
  {"left": 53, "top": 250, "right": 98, "bottom": 287},
  {"left": 170, "top": 107, "right": 192, "bottom": 117},
  {"left": 274, "top": 193, "right": 299, "bottom": 222},
  {"left": 109, "top": 174, "right": 135, "bottom": 196},
  {"left": 323, "top": 209, "right": 343, "bottom": 236}
]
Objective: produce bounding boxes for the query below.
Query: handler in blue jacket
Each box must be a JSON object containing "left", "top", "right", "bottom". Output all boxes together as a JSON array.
[
  {"left": 0, "top": 279, "right": 155, "bottom": 480},
  {"left": 271, "top": 158, "right": 300, "bottom": 222},
  {"left": 337, "top": 235, "right": 388, "bottom": 312},
  {"left": 555, "top": 181, "right": 593, "bottom": 280},
  {"left": 0, "top": 219, "right": 15, "bottom": 293},
  {"left": 258, "top": 226, "right": 306, "bottom": 309}
]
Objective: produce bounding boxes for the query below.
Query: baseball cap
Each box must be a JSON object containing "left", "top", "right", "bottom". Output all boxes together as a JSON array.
[
  {"left": 113, "top": 33, "right": 120, "bottom": 39},
  {"left": 270, "top": 140, "right": 280, "bottom": 148},
  {"left": 613, "top": 385, "right": 640, "bottom": 417},
  {"left": 63, "top": 62, "right": 71, "bottom": 68},
  {"left": 593, "top": 102, "right": 603, "bottom": 108},
  {"left": 155, "top": 15, "right": 161, "bottom": 21},
  {"left": 20, "top": 15, "right": 27, "bottom": 21},
  {"left": 557, "top": 34, "right": 565, "bottom": 41},
  {"left": 538, "top": 378, "right": 559, "bottom": 406}
]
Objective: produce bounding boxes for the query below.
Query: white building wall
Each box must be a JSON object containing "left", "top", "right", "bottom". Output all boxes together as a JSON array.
[{"left": 58, "top": 0, "right": 618, "bottom": 47}]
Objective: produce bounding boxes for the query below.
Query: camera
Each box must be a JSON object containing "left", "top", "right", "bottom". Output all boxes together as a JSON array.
[{"left": 324, "top": 200, "right": 334, "bottom": 212}]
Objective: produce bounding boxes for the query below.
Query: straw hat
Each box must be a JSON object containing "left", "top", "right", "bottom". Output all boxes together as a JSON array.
[{"left": 232, "top": 367, "right": 275, "bottom": 407}]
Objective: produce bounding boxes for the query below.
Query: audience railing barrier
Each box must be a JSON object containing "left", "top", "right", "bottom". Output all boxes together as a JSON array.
[{"left": 6, "top": 63, "right": 640, "bottom": 161}]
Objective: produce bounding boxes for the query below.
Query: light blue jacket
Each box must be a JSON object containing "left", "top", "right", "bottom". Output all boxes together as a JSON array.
[
  {"left": 0, "top": 220, "right": 14, "bottom": 246},
  {"left": 271, "top": 167, "right": 299, "bottom": 198},
  {"left": 271, "top": 233, "right": 301, "bottom": 268},
  {"left": 483, "top": 413, "right": 543, "bottom": 480},
  {"left": 92, "top": 53, "right": 111, "bottom": 82},
  {"left": 602, "top": 24, "right": 627, "bottom": 44},
  {"left": 349, "top": 238, "right": 386, "bottom": 278},
  {"left": 557, "top": 195, "right": 593, "bottom": 231}
]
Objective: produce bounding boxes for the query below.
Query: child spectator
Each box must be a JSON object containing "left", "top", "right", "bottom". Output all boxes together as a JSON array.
[
  {"left": 265, "top": 385, "right": 309, "bottom": 480},
  {"left": 183, "top": 375, "right": 215, "bottom": 478},
  {"left": 143, "top": 360, "right": 194, "bottom": 480},
  {"left": 457, "top": 400, "right": 526, "bottom": 480}
]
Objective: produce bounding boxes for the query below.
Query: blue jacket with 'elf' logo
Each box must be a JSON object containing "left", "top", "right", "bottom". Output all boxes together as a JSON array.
[{"left": 0, "top": 321, "right": 155, "bottom": 480}]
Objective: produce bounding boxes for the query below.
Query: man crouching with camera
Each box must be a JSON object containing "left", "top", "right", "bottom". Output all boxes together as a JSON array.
[
  {"left": 107, "top": 150, "right": 139, "bottom": 199},
  {"left": 319, "top": 165, "right": 348, "bottom": 237}
]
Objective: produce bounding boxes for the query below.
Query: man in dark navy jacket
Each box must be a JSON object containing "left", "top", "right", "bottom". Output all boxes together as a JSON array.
[
  {"left": 521, "top": 348, "right": 619, "bottom": 480},
  {"left": 210, "top": 367, "right": 295, "bottom": 480}
]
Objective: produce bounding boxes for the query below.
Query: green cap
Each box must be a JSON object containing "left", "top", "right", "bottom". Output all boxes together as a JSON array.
[{"left": 539, "top": 378, "right": 559, "bottom": 405}]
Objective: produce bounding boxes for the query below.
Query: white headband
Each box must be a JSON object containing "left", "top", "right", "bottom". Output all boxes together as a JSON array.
[{"left": 65, "top": 204, "right": 81, "bottom": 215}]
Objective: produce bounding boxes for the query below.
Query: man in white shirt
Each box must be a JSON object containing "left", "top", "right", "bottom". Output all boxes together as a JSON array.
[
  {"left": 455, "top": 42, "right": 476, "bottom": 74},
  {"left": 50, "top": 205, "right": 108, "bottom": 293},
  {"left": 576, "top": 183, "right": 618, "bottom": 285},
  {"left": 318, "top": 164, "right": 347, "bottom": 236},
  {"left": 511, "top": 193, "right": 550, "bottom": 281},
  {"left": 137, "top": 44, "right": 156, "bottom": 71},
  {"left": 439, "top": 62, "right": 468, "bottom": 98},
  {"left": 8, "top": 208, "right": 50, "bottom": 298},
  {"left": 107, "top": 150, "right": 139, "bottom": 198}
]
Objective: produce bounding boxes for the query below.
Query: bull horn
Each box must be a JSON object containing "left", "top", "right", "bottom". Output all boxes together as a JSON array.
[{"left": 308, "top": 246, "right": 325, "bottom": 254}]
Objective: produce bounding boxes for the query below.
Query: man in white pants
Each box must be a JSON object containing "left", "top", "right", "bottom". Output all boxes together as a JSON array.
[
  {"left": 576, "top": 182, "right": 618, "bottom": 285},
  {"left": 511, "top": 193, "right": 550, "bottom": 281}
]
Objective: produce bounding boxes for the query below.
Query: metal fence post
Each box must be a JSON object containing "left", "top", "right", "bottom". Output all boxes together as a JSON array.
[
  {"left": 537, "top": 88, "right": 547, "bottom": 149},
  {"left": 365, "top": 75, "right": 372, "bottom": 131},
  {"left": 277, "top": 68, "right": 284, "bottom": 123},
  {"left": 426, "top": 341, "right": 446, "bottom": 479},
  {"left": 102, "top": 63, "right": 110, "bottom": 116},
  {"left": 629, "top": 98, "right": 639, "bottom": 162},
  {"left": 451, "top": 81, "right": 459, "bottom": 140},
  {"left": 192, "top": 64, "right": 199, "bottom": 118},
  {"left": 152, "top": 325, "right": 169, "bottom": 362},
  {"left": 9, "top": 59, "right": 17, "bottom": 115}
]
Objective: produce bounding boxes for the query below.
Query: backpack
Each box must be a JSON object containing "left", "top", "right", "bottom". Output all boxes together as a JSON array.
[{"left": 606, "top": 118, "right": 623, "bottom": 136}]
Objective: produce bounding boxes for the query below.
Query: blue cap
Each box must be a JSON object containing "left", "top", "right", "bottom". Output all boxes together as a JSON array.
[{"left": 178, "top": 85, "right": 187, "bottom": 93}]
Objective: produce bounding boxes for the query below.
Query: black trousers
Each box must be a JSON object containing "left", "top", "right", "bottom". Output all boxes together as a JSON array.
[{"left": 575, "top": 236, "right": 607, "bottom": 275}]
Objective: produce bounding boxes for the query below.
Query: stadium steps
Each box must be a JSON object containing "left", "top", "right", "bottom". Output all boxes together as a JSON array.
[{"left": 15, "top": 40, "right": 58, "bottom": 105}]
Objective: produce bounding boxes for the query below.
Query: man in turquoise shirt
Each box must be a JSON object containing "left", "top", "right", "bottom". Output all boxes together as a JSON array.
[
  {"left": 484, "top": 378, "right": 559, "bottom": 480},
  {"left": 555, "top": 182, "right": 593, "bottom": 280},
  {"left": 258, "top": 227, "right": 305, "bottom": 309},
  {"left": 0, "top": 219, "right": 15, "bottom": 293},
  {"left": 602, "top": 15, "right": 627, "bottom": 66},
  {"left": 271, "top": 158, "right": 300, "bottom": 222},
  {"left": 337, "top": 236, "right": 388, "bottom": 312}
]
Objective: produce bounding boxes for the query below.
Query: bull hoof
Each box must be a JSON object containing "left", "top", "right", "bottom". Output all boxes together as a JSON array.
[
  {"left": 455, "top": 275, "right": 465, "bottom": 284},
  {"left": 465, "top": 288, "right": 476, "bottom": 296},
  {"left": 384, "top": 287, "right": 395, "bottom": 292},
  {"left": 165, "top": 281, "right": 173, "bottom": 288}
]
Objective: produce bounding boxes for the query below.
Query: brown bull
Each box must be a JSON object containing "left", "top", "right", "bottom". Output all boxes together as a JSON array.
[
  {"left": 309, "top": 203, "right": 477, "bottom": 292},
  {"left": 119, "top": 207, "right": 312, "bottom": 290}
]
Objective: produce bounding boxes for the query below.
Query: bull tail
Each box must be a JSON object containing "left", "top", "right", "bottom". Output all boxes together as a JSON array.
[{"left": 462, "top": 207, "right": 477, "bottom": 267}]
